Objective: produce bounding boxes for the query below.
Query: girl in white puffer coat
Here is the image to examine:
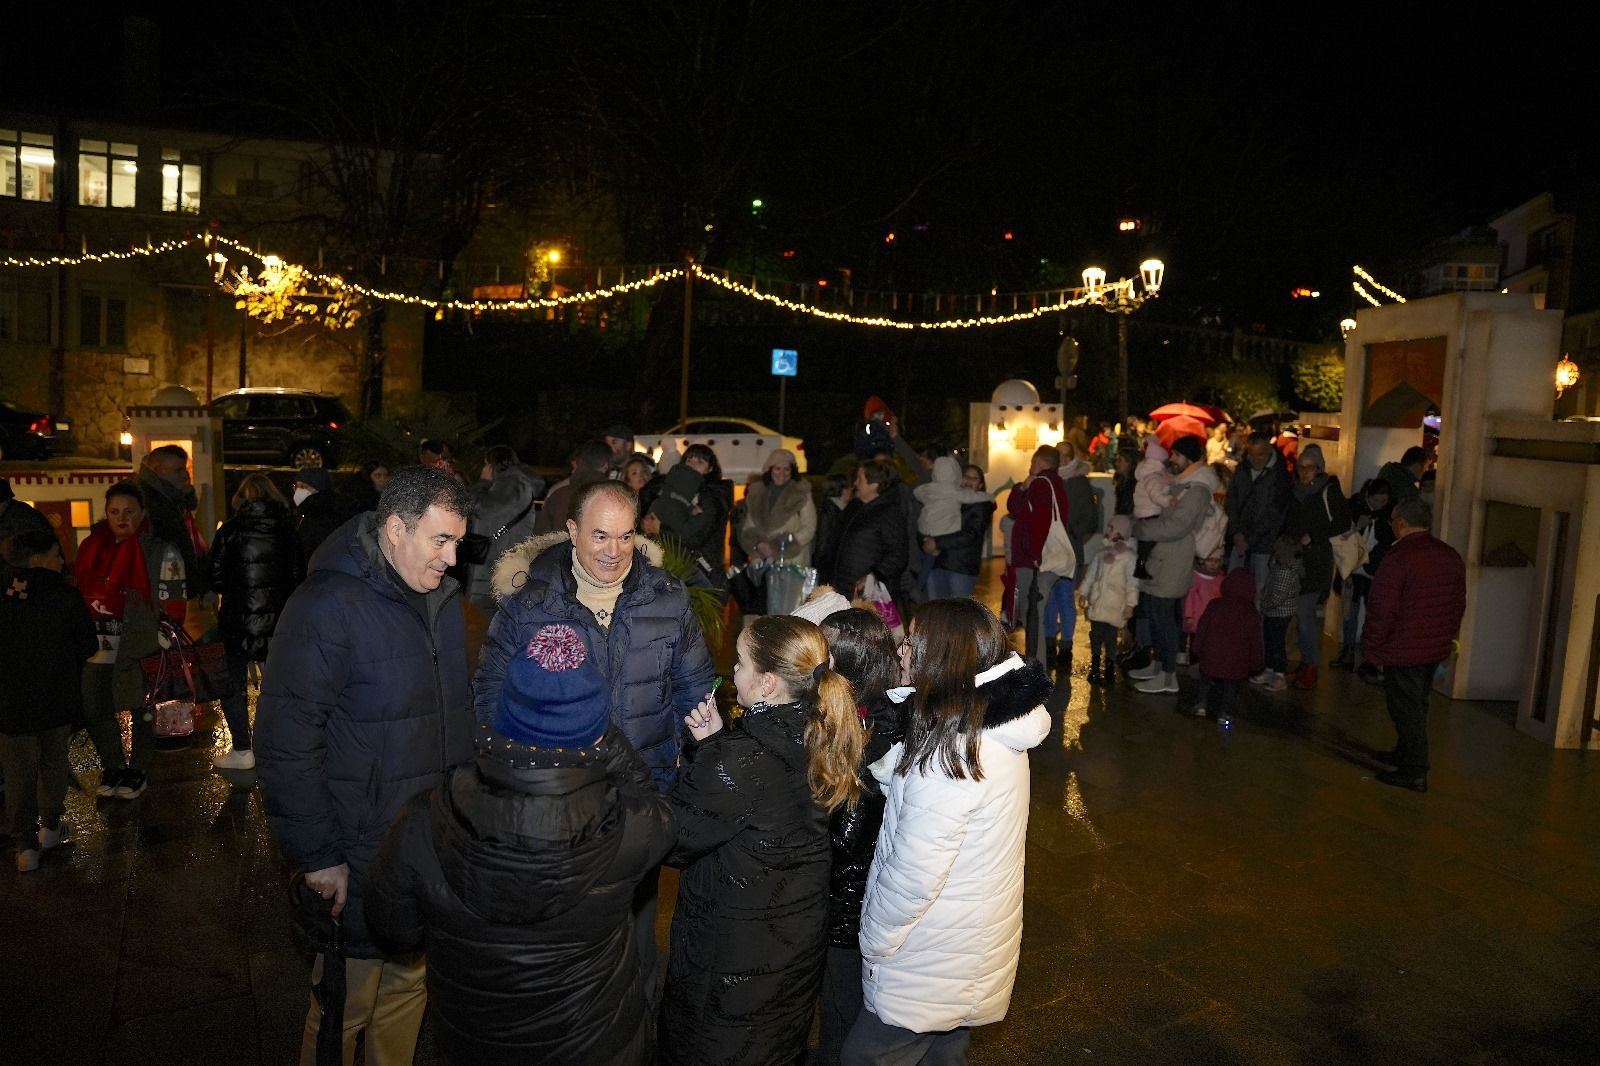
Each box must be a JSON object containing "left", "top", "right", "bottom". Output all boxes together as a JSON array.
[
  {"left": 843, "top": 598, "right": 1052, "bottom": 1065},
  {"left": 1077, "top": 514, "right": 1139, "bottom": 685}
]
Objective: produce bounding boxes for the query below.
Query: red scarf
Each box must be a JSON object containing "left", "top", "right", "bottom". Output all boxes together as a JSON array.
[{"left": 75, "top": 520, "right": 153, "bottom": 621}]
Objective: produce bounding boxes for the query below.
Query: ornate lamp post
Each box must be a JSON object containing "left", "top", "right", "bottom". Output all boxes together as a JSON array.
[{"left": 1082, "top": 258, "right": 1164, "bottom": 420}]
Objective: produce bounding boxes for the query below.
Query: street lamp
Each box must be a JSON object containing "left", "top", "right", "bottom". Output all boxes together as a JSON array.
[{"left": 1083, "top": 259, "right": 1164, "bottom": 420}]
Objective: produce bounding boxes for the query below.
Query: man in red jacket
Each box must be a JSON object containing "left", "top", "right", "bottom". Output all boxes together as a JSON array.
[
  {"left": 1007, "top": 445, "right": 1070, "bottom": 665},
  {"left": 1360, "top": 498, "right": 1466, "bottom": 793}
]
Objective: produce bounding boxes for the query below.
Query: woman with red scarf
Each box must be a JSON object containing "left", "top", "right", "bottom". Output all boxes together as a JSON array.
[{"left": 74, "top": 481, "right": 187, "bottom": 800}]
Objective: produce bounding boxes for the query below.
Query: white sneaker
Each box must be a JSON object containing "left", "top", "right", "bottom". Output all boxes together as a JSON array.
[
  {"left": 1127, "top": 661, "right": 1162, "bottom": 681},
  {"left": 37, "top": 821, "right": 71, "bottom": 851},
  {"left": 1248, "top": 670, "right": 1274, "bottom": 686},
  {"left": 212, "top": 748, "right": 256, "bottom": 771},
  {"left": 1135, "top": 671, "right": 1180, "bottom": 694},
  {"left": 16, "top": 849, "right": 40, "bottom": 873}
]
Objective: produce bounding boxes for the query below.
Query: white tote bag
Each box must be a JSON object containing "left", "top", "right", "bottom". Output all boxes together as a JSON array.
[{"left": 1037, "top": 483, "right": 1077, "bottom": 577}]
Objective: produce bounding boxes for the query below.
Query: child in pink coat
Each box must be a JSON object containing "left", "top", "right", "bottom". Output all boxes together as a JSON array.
[{"left": 1131, "top": 440, "right": 1176, "bottom": 579}]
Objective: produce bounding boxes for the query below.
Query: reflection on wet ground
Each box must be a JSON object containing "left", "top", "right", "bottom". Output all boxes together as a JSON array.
[{"left": 5, "top": 565, "right": 1599, "bottom": 1063}]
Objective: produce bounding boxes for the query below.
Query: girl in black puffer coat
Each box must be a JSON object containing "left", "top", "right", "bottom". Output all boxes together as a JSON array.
[
  {"left": 207, "top": 474, "right": 304, "bottom": 767},
  {"left": 662, "top": 615, "right": 865, "bottom": 1066},
  {"left": 813, "top": 608, "right": 903, "bottom": 1066}
]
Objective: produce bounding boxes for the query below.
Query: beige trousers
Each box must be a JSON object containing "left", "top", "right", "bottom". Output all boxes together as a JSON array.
[{"left": 299, "top": 953, "right": 427, "bottom": 1066}]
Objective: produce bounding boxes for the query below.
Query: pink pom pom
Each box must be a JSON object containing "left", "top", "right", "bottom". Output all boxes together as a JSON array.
[{"left": 526, "top": 624, "right": 587, "bottom": 672}]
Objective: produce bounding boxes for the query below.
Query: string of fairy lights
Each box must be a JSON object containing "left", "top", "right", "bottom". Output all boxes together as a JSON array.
[
  {"left": 1352, "top": 264, "right": 1406, "bottom": 307},
  {"left": 1, "top": 231, "right": 1417, "bottom": 325},
  {"left": 1, "top": 232, "right": 1115, "bottom": 328}
]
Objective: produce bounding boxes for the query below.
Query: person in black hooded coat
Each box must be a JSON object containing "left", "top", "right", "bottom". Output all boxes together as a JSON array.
[
  {"left": 366, "top": 623, "right": 674, "bottom": 1066},
  {"left": 207, "top": 475, "right": 305, "bottom": 763}
]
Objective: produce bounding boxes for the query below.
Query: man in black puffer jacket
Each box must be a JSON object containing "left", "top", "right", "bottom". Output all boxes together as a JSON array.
[
  {"left": 367, "top": 622, "right": 673, "bottom": 1065},
  {"left": 256, "top": 466, "right": 476, "bottom": 1065}
]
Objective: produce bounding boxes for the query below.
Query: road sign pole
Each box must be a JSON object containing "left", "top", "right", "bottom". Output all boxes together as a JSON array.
[{"left": 778, "top": 375, "right": 787, "bottom": 435}]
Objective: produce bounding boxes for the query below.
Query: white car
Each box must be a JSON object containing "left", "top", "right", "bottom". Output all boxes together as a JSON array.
[{"left": 636, "top": 417, "right": 808, "bottom": 483}]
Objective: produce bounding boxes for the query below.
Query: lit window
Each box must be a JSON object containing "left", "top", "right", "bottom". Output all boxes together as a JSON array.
[
  {"left": 1, "top": 129, "right": 55, "bottom": 202},
  {"left": 160, "top": 148, "right": 201, "bottom": 213},
  {"left": 79, "top": 139, "right": 138, "bottom": 208}
]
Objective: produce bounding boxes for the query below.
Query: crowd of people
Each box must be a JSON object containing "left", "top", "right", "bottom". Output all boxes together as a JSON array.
[{"left": 0, "top": 400, "right": 1468, "bottom": 1061}]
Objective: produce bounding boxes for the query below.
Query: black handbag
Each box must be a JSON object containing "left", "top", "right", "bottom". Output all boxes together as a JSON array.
[{"left": 460, "top": 498, "right": 535, "bottom": 566}]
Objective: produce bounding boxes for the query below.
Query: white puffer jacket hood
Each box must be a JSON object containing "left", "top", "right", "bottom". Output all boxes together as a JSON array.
[{"left": 858, "top": 657, "right": 1052, "bottom": 1033}]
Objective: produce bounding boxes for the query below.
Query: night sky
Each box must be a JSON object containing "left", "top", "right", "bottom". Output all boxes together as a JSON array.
[{"left": 8, "top": 4, "right": 1597, "bottom": 337}]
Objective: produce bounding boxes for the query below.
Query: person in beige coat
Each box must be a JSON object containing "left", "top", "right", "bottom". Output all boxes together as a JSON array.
[{"left": 738, "top": 449, "right": 817, "bottom": 565}]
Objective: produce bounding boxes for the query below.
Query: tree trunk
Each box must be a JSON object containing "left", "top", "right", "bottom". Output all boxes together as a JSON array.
[{"left": 361, "top": 305, "right": 388, "bottom": 416}]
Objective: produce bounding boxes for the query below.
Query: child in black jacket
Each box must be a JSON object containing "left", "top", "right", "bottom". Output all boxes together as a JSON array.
[{"left": 0, "top": 530, "right": 97, "bottom": 872}]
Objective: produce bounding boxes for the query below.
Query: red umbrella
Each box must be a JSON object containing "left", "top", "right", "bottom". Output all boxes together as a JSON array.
[
  {"left": 1195, "top": 404, "right": 1232, "bottom": 425},
  {"left": 1154, "top": 414, "right": 1208, "bottom": 448},
  {"left": 1149, "top": 402, "right": 1216, "bottom": 424}
]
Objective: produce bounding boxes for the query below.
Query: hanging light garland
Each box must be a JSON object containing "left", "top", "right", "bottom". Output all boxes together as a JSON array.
[
  {"left": 3, "top": 231, "right": 1144, "bottom": 328},
  {"left": 0, "top": 236, "right": 197, "bottom": 267},
  {"left": 689, "top": 265, "right": 1097, "bottom": 330},
  {"left": 1352, "top": 280, "right": 1383, "bottom": 308},
  {"left": 1352, "top": 265, "right": 1406, "bottom": 303}
]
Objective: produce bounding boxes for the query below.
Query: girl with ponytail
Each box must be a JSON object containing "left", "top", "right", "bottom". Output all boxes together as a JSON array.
[
  {"left": 844, "top": 598, "right": 1053, "bottom": 1064},
  {"left": 814, "top": 608, "right": 904, "bottom": 1066},
  {"left": 660, "top": 614, "right": 862, "bottom": 1065}
]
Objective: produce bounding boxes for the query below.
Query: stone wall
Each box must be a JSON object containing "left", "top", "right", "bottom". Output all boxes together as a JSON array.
[
  {"left": 4, "top": 281, "right": 424, "bottom": 459},
  {"left": 0, "top": 343, "right": 52, "bottom": 412}
]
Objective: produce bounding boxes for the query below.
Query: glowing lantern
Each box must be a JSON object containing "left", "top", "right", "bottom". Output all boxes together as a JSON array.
[{"left": 1555, "top": 354, "right": 1580, "bottom": 397}]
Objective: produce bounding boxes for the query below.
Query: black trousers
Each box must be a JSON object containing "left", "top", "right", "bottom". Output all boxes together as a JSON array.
[
  {"left": 1383, "top": 664, "right": 1436, "bottom": 776},
  {"left": 1201, "top": 676, "right": 1235, "bottom": 718}
]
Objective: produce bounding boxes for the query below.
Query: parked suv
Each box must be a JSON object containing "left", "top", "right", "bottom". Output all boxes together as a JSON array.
[{"left": 210, "top": 388, "right": 351, "bottom": 468}]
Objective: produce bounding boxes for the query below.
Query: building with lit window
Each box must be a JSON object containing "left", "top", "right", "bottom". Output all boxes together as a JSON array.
[{"left": 0, "top": 112, "right": 425, "bottom": 458}]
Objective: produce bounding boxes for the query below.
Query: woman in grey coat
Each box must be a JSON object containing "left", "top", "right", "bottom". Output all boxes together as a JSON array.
[{"left": 1128, "top": 437, "right": 1221, "bottom": 695}]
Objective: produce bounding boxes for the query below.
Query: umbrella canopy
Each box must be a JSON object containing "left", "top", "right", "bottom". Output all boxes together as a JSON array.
[
  {"left": 1150, "top": 402, "right": 1216, "bottom": 424},
  {"left": 1154, "top": 414, "right": 1208, "bottom": 448},
  {"left": 1195, "top": 404, "right": 1233, "bottom": 425},
  {"left": 1247, "top": 408, "right": 1299, "bottom": 427}
]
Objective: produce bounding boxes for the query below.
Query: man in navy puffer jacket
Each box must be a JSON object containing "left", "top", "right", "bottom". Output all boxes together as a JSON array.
[
  {"left": 256, "top": 465, "right": 476, "bottom": 1065},
  {"left": 474, "top": 479, "right": 716, "bottom": 1008}
]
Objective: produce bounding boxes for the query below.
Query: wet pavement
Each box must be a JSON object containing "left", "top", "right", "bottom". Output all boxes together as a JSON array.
[{"left": 5, "top": 570, "right": 1600, "bottom": 1064}]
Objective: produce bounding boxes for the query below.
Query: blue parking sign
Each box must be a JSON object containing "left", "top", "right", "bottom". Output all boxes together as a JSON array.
[{"left": 771, "top": 348, "right": 798, "bottom": 377}]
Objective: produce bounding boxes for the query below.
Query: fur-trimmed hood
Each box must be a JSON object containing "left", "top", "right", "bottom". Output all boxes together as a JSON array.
[
  {"left": 978, "top": 656, "right": 1053, "bottom": 736},
  {"left": 490, "top": 531, "right": 664, "bottom": 604}
]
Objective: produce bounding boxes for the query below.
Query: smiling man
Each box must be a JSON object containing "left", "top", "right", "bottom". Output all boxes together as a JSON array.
[
  {"left": 255, "top": 465, "right": 476, "bottom": 1066},
  {"left": 473, "top": 478, "right": 715, "bottom": 1009}
]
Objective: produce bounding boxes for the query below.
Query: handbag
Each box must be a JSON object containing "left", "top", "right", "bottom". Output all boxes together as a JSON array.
[
  {"left": 149, "top": 699, "right": 197, "bottom": 738},
  {"left": 1037, "top": 482, "right": 1077, "bottom": 577},
  {"left": 860, "top": 574, "right": 905, "bottom": 642},
  {"left": 460, "top": 497, "right": 536, "bottom": 566},
  {"left": 140, "top": 618, "right": 232, "bottom": 704},
  {"left": 1325, "top": 487, "right": 1367, "bottom": 580}
]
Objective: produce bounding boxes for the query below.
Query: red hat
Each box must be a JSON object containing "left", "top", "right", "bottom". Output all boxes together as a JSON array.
[{"left": 862, "top": 395, "right": 897, "bottom": 424}]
